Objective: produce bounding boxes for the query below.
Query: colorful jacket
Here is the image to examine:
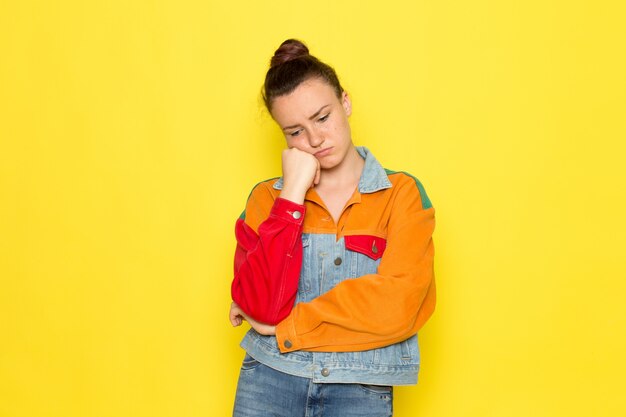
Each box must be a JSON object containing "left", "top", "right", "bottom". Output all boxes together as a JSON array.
[{"left": 231, "top": 146, "right": 435, "bottom": 385}]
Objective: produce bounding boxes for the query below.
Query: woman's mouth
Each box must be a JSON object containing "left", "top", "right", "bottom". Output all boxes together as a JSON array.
[{"left": 314, "top": 147, "right": 333, "bottom": 157}]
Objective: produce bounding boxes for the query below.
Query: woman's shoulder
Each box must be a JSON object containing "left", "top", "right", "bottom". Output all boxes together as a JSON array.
[
  {"left": 242, "top": 176, "right": 281, "bottom": 196},
  {"left": 238, "top": 177, "right": 282, "bottom": 227},
  {"left": 383, "top": 169, "right": 433, "bottom": 210},
  {"left": 243, "top": 176, "right": 282, "bottom": 206}
]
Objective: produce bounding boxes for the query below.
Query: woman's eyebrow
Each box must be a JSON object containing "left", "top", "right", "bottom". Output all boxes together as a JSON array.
[{"left": 282, "top": 104, "right": 330, "bottom": 130}]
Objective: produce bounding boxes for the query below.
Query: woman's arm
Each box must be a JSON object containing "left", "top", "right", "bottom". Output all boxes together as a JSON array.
[
  {"left": 231, "top": 184, "right": 306, "bottom": 325},
  {"left": 230, "top": 149, "right": 319, "bottom": 325},
  {"left": 275, "top": 177, "right": 436, "bottom": 353}
]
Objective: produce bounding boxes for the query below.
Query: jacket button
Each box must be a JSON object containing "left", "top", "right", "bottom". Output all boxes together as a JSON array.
[
  {"left": 334, "top": 257, "right": 342, "bottom": 266},
  {"left": 292, "top": 211, "right": 302, "bottom": 220},
  {"left": 284, "top": 340, "right": 292, "bottom": 349},
  {"left": 321, "top": 368, "right": 330, "bottom": 377}
]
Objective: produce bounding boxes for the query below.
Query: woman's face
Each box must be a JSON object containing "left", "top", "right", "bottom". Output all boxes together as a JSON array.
[{"left": 270, "top": 77, "right": 353, "bottom": 171}]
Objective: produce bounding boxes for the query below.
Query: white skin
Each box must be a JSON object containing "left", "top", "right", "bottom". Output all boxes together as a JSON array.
[{"left": 230, "top": 77, "right": 365, "bottom": 335}]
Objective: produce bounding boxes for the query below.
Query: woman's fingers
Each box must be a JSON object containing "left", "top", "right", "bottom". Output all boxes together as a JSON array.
[
  {"left": 313, "top": 160, "right": 321, "bottom": 186},
  {"left": 280, "top": 148, "right": 320, "bottom": 201},
  {"left": 228, "top": 302, "right": 276, "bottom": 335},
  {"left": 229, "top": 302, "right": 244, "bottom": 327}
]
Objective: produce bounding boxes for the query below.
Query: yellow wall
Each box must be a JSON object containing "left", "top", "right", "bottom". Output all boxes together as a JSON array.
[{"left": 1, "top": 1, "right": 625, "bottom": 416}]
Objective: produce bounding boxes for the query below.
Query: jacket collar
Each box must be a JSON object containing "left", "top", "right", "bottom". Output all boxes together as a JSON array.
[{"left": 272, "top": 146, "right": 392, "bottom": 194}]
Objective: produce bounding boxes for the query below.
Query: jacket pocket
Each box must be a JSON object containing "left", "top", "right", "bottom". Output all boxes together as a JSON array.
[{"left": 345, "top": 235, "right": 387, "bottom": 260}]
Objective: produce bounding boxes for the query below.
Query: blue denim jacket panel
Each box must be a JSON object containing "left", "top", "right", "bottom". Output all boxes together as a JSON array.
[
  {"left": 240, "top": 147, "right": 421, "bottom": 386},
  {"left": 241, "top": 333, "right": 419, "bottom": 385},
  {"left": 296, "top": 234, "right": 377, "bottom": 302}
]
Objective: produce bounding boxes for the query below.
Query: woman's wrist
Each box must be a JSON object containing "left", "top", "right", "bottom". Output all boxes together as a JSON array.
[{"left": 279, "top": 185, "right": 306, "bottom": 205}]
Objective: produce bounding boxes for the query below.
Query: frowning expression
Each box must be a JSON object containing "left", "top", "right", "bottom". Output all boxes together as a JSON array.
[{"left": 270, "top": 77, "right": 353, "bottom": 170}]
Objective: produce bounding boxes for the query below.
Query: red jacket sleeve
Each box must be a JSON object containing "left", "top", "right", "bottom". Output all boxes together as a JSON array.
[{"left": 231, "top": 188, "right": 306, "bottom": 325}]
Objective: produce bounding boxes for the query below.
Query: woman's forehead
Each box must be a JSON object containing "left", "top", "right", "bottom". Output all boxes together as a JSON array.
[{"left": 271, "top": 79, "right": 338, "bottom": 119}]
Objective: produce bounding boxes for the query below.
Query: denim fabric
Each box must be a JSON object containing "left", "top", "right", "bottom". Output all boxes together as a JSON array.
[
  {"left": 233, "top": 354, "right": 393, "bottom": 417},
  {"left": 240, "top": 147, "right": 421, "bottom": 386}
]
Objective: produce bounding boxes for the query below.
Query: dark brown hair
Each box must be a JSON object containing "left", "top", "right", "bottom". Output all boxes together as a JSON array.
[{"left": 263, "top": 39, "right": 344, "bottom": 112}]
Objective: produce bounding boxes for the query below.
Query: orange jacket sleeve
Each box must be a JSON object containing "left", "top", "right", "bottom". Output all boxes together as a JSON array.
[{"left": 275, "top": 179, "right": 436, "bottom": 353}]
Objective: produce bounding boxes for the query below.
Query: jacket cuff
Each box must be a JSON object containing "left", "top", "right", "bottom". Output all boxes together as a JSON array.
[
  {"left": 276, "top": 314, "right": 299, "bottom": 353},
  {"left": 270, "top": 198, "right": 306, "bottom": 225}
]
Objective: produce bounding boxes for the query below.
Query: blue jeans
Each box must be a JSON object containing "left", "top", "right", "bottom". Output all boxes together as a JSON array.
[{"left": 233, "top": 354, "right": 393, "bottom": 417}]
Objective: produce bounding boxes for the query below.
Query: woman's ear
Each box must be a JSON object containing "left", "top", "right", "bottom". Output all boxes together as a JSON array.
[{"left": 342, "top": 91, "right": 352, "bottom": 117}]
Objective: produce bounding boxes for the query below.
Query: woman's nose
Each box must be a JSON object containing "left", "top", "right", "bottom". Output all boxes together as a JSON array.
[{"left": 308, "top": 130, "right": 324, "bottom": 148}]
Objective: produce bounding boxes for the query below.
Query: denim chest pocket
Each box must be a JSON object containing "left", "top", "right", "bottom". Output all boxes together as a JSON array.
[{"left": 345, "top": 235, "right": 387, "bottom": 277}]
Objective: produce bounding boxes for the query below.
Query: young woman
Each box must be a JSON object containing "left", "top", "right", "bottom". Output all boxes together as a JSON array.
[{"left": 229, "top": 39, "right": 436, "bottom": 417}]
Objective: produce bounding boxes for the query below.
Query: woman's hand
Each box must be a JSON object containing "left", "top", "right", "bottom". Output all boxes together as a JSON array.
[
  {"left": 279, "top": 148, "right": 320, "bottom": 204},
  {"left": 229, "top": 302, "right": 276, "bottom": 336}
]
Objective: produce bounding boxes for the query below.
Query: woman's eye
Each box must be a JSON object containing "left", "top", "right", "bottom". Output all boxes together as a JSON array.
[
  {"left": 290, "top": 129, "right": 302, "bottom": 137},
  {"left": 319, "top": 114, "right": 330, "bottom": 122}
]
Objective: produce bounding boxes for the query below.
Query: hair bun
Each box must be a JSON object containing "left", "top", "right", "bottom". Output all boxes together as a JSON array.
[{"left": 270, "top": 39, "right": 309, "bottom": 68}]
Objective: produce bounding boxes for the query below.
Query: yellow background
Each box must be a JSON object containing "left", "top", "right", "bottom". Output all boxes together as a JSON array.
[{"left": 1, "top": 1, "right": 625, "bottom": 416}]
